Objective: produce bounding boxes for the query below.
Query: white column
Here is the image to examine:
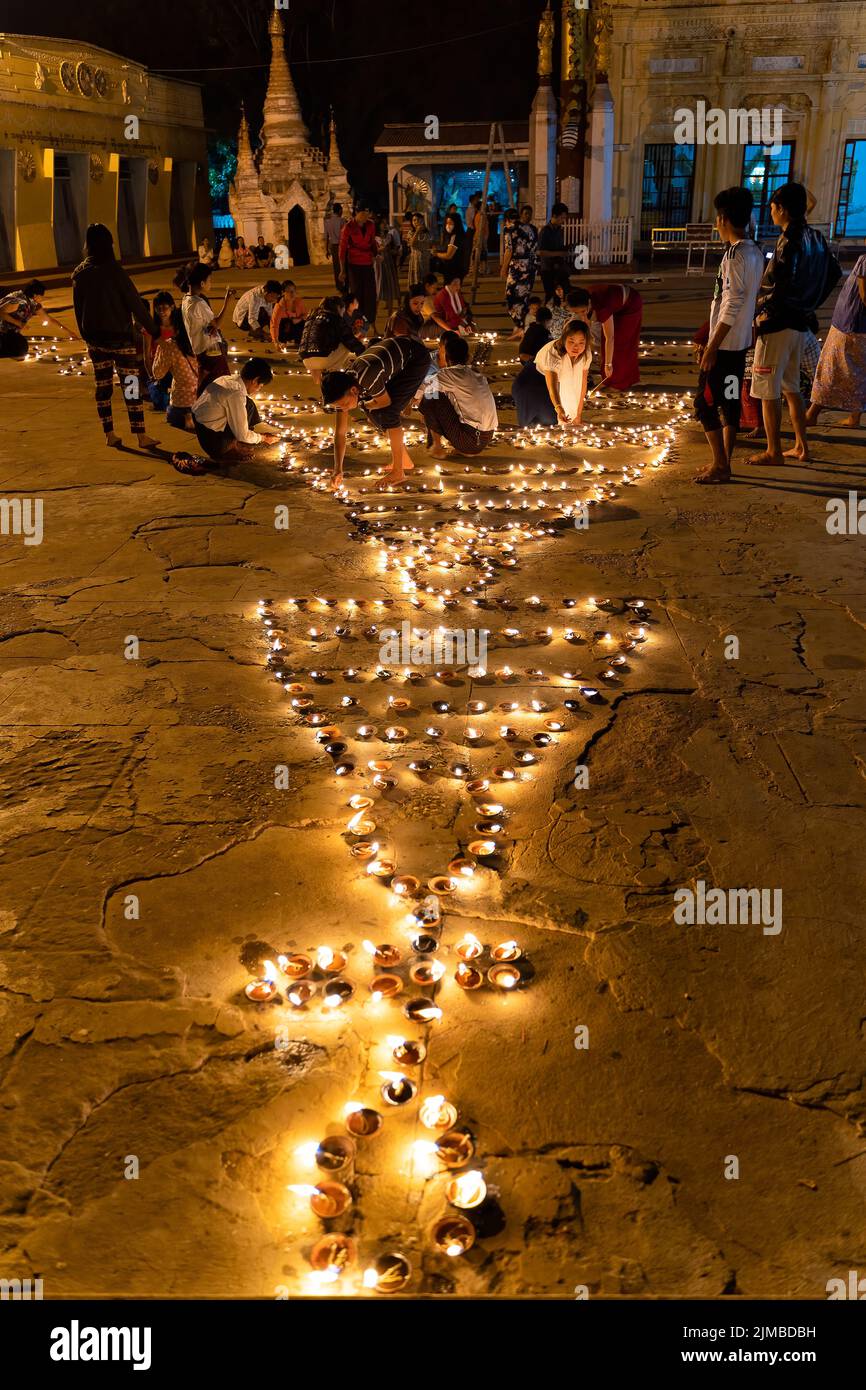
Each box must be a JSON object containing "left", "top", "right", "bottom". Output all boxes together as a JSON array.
[{"left": 586, "top": 82, "right": 614, "bottom": 227}]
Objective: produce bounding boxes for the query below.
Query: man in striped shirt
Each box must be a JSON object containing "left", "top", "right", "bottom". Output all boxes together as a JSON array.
[{"left": 321, "top": 336, "right": 432, "bottom": 489}]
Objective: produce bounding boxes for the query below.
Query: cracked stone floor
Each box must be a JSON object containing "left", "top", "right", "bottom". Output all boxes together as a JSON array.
[{"left": 0, "top": 263, "right": 864, "bottom": 1300}]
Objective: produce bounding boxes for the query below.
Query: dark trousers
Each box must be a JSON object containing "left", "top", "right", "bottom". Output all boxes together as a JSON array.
[
  {"left": 329, "top": 247, "right": 342, "bottom": 288},
  {"left": 87, "top": 345, "right": 145, "bottom": 434},
  {"left": 512, "top": 362, "right": 557, "bottom": 427},
  {"left": 0, "top": 330, "right": 27, "bottom": 358},
  {"left": 694, "top": 347, "right": 747, "bottom": 432},
  {"left": 348, "top": 263, "right": 377, "bottom": 327},
  {"left": 276, "top": 317, "right": 304, "bottom": 345},
  {"left": 365, "top": 340, "right": 432, "bottom": 430},
  {"left": 418, "top": 394, "right": 492, "bottom": 454},
  {"left": 196, "top": 351, "right": 229, "bottom": 393},
  {"left": 194, "top": 396, "right": 262, "bottom": 461}
]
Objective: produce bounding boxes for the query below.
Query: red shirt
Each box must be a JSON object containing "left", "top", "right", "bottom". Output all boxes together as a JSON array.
[{"left": 340, "top": 220, "right": 377, "bottom": 266}]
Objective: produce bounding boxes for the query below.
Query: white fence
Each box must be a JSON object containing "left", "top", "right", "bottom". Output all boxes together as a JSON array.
[{"left": 562, "top": 216, "right": 634, "bottom": 265}]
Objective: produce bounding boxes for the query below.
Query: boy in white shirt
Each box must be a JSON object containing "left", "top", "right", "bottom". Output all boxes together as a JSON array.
[
  {"left": 694, "top": 186, "right": 765, "bottom": 484},
  {"left": 192, "top": 357, "right": 281, "bottom": 462},
  {"left": 233, "top": 280, "right": 282, "bottom": 339}
]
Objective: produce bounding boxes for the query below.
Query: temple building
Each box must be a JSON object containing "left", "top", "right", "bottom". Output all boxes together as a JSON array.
[
  {"left": 0, "top": 31, "right": 209, "bottom": 272},
  {"left": 228, "top": 11, "right": 350, "bottom": 267},
  {"left": 525, "top": 0, "right": 866, "bottom": 247}
]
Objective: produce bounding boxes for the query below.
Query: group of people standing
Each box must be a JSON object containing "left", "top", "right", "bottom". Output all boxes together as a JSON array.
[{"left": 692, "top": 180, "right": 848, "bottom": 483}]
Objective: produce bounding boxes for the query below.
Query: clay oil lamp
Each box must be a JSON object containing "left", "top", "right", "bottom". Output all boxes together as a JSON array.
[
  {"left": 445, "top": 1171, "right": 488, "bottom": 1210},
  {"left": 409, "top": 957, "right": 445, "bottom": 987},
  {"left": 287, "top": 981, "right": 316, "bottom": 1008},
  {"left": 351, "top": 839, "right": 379, "bottom": 862},
  {"left": 488, "top": 963, "right": 521, "bottom": 990},
  {"left": 367, "top": 855, "right": 396, "bottom": 880},
  {"left": 278, "top": 953, "right": 312, "bottom": 980},
  {"left": 428, "top": 874, "right": 458, "bottom": 895},
  {"left": 288, "top": 1182, "right": 353, "bottom": 1219},
  {"left": 389, "top": 1036, "right": 426, "bottom": 1066},
  {"left": 468, "top": 839, "right": 498, "bottom": 858},
  {"left": 419, "top": 1095, "right": 458, "bottom": 1131},
  {"left": 380, "top": 1072, "right": 417, "bottom": 1107},
  {"left": 356, "top": 724, "right": 377, "bottom": 740},
  {"left": 310, "top": 1234, "right": 356, "bottom": 1273},
  {"left": 315, "top": 1136, "right": 356, "bottom": 1176},
  {"left": 244, "top": 959, "right": 279, "bottom": 1003},
  {"left": 345, "top": 1104, "right": 383, "bottom": 1139},
  {"left": 403, "top": 997, "right": 443, "bottom": 1023},
  {"left": 363, "top": 1253, "right": 412, "bottom": 1293},
  {"left": 322, "top": 980, "right": 355, "bottom": 1009},
  {"left": 408, "top": 759, "right": 432, "bottom": 774},
  {"left": 466, "top": 777, "right": 489, "bottom": 795},
  {"left": 436, "top": 1130, "right": 476, "bottom": 1168},
  {"left": 370, "top": 974, "right": 403, "bottom": 1000},
  {"left": 448, "top": 856, "right": 476, "bottom": 879},
  {"left": 455, "top": 962, "right": 483, "bottom": 991},
  {"left": 316, "top": 946, "right": 347, "bottom": 975},
  {"left": 363, "top": 940, "right": 402, "bottom": 969},
  {"left": 431, "top": 1216, "right": 476, "bottom": 1256},
  {"left": 491, "top": 940, "right": 522, "bottom": 963},
  {"left": 391, "top": 874, "right": 420, "bottom": 897},
  {"left": 455, "top": 932, "right": 483, "bottom": 962},
  {"left": 383, "top": 725, "right": 408, "bottom": 743},
  {"left": 410, "top": 933, "right": 439, "bottom": 955}
]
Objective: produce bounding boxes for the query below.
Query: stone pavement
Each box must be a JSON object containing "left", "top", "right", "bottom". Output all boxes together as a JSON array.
[{"left": 0, "top": 262, "right": 864, "bottom": 1300}]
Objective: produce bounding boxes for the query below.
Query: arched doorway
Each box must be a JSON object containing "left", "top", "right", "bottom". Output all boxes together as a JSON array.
[{"left": 288, "top": 205, "right": 310, "bottom": 266}]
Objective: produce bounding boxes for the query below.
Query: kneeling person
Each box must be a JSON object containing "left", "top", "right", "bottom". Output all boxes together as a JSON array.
[
  {"left": 321, "top": 335, "right": 432, "bottom": 488},
  {"left": 192, "top": 357, "right": 281, "bottom": 462},
  {"left": 418, "top": 331, "right": 498, "bottom": 456}
]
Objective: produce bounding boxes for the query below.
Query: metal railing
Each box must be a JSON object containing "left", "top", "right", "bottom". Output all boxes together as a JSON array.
[{"left": 562, "top": 216, "right": 633, "bottom": 265}]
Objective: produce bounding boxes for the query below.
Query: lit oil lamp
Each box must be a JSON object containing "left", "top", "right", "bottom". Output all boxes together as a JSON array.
[
  {"left": 370, "top": 973, "right": 403, "bottom": 1000},
  {"left": 383, "top": 725, "right": 407, "bottom": 742},
  {"left": 363, "top": 1253, "right": 412, "bottom": 1293},
  {"left": 468, "top": 839, "right": 498, "bottom": 857},
  {"left": 466, "top": 777, "right": 489, "bottom": 795},
  {"left": 391, "top": 874, "right": 420, "bottom": 896},
  {"left": 411, "top": 932, "right": 439, "bottom": 954},
  {"left": 315, "top": 1136, "right": 356, "bottom": 1175},
  {"left": 380, "top": 1072, "right": 417, "bottom": 1106},
  {"left": 323, "top": 980, "right": 354, "bottom": 1008},
  {"left": 455, "top": 932, "right": 483, "bottom": 961},
  {"left": 432, "top": 1215, "right": 476, "bottom": 1256},
  {"left": 348, "top": 794, "right": 374, "bottom": 811},
  {"left": 467, "top": 700, "right": 488, "bottom": 714},
  {"left": 310, "top": 1234, "right": 356, "bottom": 1273},
  {"left": 437, "top": 1129, "right": 476, "bottom": 1168},
  {"left": 356, "top": 725, "right": 377, "bottom": 739},
  {"left": 409, "top": 958, "right": 445, "bottom": 986},
  {"left": 447, "top": 856, "right": 476, "bottom": 878},
  {"left": 288, "top": 1181, "right": 353, "bottom": 1219},
  {"left": 345, "top": 1104, "right": 383, "bottom": 1138},
  {"left": 389, "top": 1036, "right": 426, "bottom": 1066},
  {"left": 419, "top": 1095, "right": 458, "bottom": 1131},
  {"left": 317, "top": 946, "right": 347, "bottom": 974},
  {"left": 367, "top": 856, "right": 396, "bottom": 879},
  {"left": 363, "top": 940, "right": 402, "bottom": 968},
  {"left": 408, "top": 760, "right": 432, "bottom": 774},
  {"left": 488, "top": 963, "right": 521, "bottom": 990},
  {"left": 455, "top": 962, "right": 483, "bottom": 990},
  {"left": 492, "top": 766, "right": 517, "bottom": 781},
  {"left": 351, "top": 839, "right": 379, "bottom": 861},
  {"left": 491, "top": 940, "right": 522, "bottom": 962},
  {"left": 245, "top": 959, "right": 279, "bottom": 1002},
  {"left": 445, "top": 1170, "right": 488, "bottom": 1210},
  {"left": 428, "top": 875, "right": 458, "bottom": 895},
  {"left": 367, "top": 759, "right": 392, "bottom": 774},
  {"left": 287, "top": 981, "right": 316, "bottom": 1008},
  {"left": 278, "top": 953, "right": 312, "bottom": 979},
  {"left": 403, "top": 997, "right": 443, "bottom": 1023}
]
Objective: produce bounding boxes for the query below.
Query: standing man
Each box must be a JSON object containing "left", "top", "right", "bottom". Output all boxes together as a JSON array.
[
  {"left": 747, "top": 181, "right": 841, "bottom": 468},
  {"left": 538, "top": 202, "right": 570, "bottom": 302},
  {"left": 321, "top": 335, "right": 432, "bottom": 489},
  {"left": 324, "top": 202, "right": 347, "bottom": 289},
  {"left": 694, "top": 187, "right": 765, "bottom": 484},
  {"left": 339, "top": 207, "right": 378, "bottom": 331}
]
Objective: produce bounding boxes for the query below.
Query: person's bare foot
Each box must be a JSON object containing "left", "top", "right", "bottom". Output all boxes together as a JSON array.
[
  {"left": 137, "top": 434, "right": 159, "bottom": 449},
  {"left": 745, "top": 451, "right": 784, "bottom": 466},
  {"left": 378, "top": 472, "right": 404, "bottom": 488},
  {"left": 105, "top": 431, "right": 122, "bottom": 448},
  {"left": 782, "top": 445, "right": 810, "bottom": 461},
  {"left": 328, "top": 474, "right": 345, "bottom": 491},
  {"left": 694, "top": 465, "right": 731, "bottom": 484},
  {"left": 744, "top": 427, "right": 763, "bottom": 440},
  {"left": 429, "top": 444, "right": 449, "bottom": 459},
  {"left": 840, "top": 415, "right": 862, "bottom": 428}
]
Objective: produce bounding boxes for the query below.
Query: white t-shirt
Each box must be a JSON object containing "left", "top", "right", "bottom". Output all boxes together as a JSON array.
[
  {"left": 233, "top": 286, "right": 272, "bottom": 329},
  {"left": 192, "top": 375, "right": 260, "bottom": 443},
  {"left": 535, "top": 339, "right": 591, "bottom": 421},
  {"left": 435, "top": 365, "right": 498, "bottom": 432},
  {"left": 182, "top": 293, "right": 219, "bottom": 356},
  {"left": 709, "top": 238, "right": 765, "bottom": 352}
]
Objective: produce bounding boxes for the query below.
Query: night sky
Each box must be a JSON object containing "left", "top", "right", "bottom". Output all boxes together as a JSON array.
[{"left": 5, "top": 0, "right": 547, "bottom": 203}]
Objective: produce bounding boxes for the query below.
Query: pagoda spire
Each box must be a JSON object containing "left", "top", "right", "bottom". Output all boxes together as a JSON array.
[
  {"left": 260, "top": 8, "right": 311, "bottom": 187},
  {"left": 327, "top": 106, "right": 351, "bottom": 206}
]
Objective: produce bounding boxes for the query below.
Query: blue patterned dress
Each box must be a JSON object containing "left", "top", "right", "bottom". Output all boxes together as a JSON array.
[{"left": 504, "top": 222, "right": 539, "bottom": 327}]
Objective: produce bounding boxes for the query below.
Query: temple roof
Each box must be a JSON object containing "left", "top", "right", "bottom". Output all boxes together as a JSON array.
[{"left": 375, "top": 120, "right": 529, "bottom": 152}]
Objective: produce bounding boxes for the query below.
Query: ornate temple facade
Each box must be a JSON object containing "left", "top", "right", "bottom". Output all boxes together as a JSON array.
[
  {"left": 527, "top": 0, "right": 866, "bottom": 244},
  {"left": 228, "top": 11, "right": 350, "bottom": 267},
  {"left": 0, "top": 32, "right": 209, "bottom": 271}
]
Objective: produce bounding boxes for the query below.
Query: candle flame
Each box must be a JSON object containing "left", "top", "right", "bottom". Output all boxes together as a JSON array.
[
  {"left": 378, "top": 1071, "right": 407, "bottom": 1085},
  {"left": 287, "top": 1184, "right": 318, "bottom": 1198},
  {"left": 343, "top": 1101, "right": 363, "bottom": 1116},
  {"left": 262, "top": 959, "right": 277, "bottom": 983},
  {"left": 362, "top": 940, "right": 377, "bottom": 956},
  {"left": 294, "top": 1141, "right": 319, "bottom": 1167},
  {"left": 446, "top": 1242, "right": 464, "bottom": 1257},
  {"left": 362, "top": 1267, "right": 379, "bottom": 1288},
  {"left": 457, "top": 932, "right": 482, "bottom": 957},
  {"left": 317, "top": 947, "right": 334, "bottom": 970}
]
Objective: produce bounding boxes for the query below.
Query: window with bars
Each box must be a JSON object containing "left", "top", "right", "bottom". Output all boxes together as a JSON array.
[
  {"left": 741, "top": 142, "right": 795, "bottom": 237},
  {"left": 836, "top": 140, "right": 866, "bottom": 237},
  {"left": 640, "top": 144, "right": 695, "bottom": 239}
]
